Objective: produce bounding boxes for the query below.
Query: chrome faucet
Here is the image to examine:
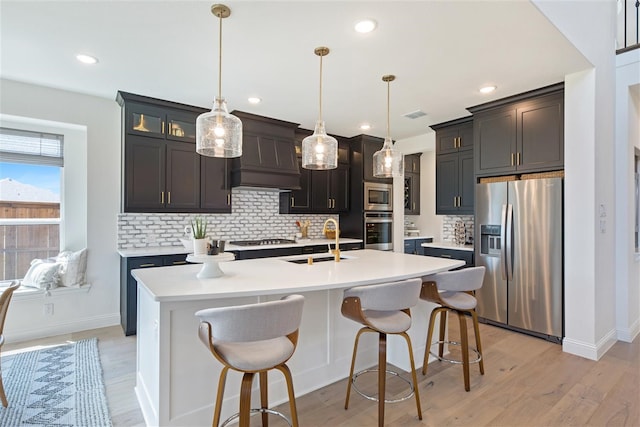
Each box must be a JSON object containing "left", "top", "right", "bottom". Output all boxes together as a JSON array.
[{"left": 322, "top": 218, "right": 340, "bottom": 262}]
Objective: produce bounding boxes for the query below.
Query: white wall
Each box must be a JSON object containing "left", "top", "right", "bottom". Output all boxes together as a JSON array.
[
  {"left": 0, "top": 79, "right": 121, "bottom": 342},
  {"left": 534, "top": 1, "right": 618, "bottom": 359},
  {"left": 395, "top": 132, "right": 442, "bottom": 242},
  {"left": 615, "top": 49, "right": 640, "bottom": 342}
]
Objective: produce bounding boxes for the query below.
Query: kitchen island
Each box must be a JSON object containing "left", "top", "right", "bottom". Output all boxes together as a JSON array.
[{"left": 132, "top": 249, "right": 463, "bottom": 426}]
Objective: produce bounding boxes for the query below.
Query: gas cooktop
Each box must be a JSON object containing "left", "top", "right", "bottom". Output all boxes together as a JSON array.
[{"left": 229, "top": 238, "right": 297, "bottom": 247}]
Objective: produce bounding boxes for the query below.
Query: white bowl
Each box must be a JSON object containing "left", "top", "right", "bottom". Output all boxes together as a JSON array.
[{"left": 179, "top": 238, "right": 194, "bottom": 251}]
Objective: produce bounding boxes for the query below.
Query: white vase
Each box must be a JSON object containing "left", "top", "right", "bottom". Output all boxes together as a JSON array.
[{"left": 193, "top": 238, "right": 208, "bottom": 256}]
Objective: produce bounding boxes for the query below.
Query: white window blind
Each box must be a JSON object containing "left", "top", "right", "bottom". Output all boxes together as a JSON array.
[{"left": 0, "top": 127, "right": 64, "bottom": 166}]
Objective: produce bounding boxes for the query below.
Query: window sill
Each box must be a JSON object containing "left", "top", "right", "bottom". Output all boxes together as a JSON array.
[{"left": 1, "top": 283, "right": 92, "bottom": 301}]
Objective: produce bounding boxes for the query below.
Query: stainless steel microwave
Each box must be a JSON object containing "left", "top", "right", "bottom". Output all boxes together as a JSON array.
[{"left": 364, "top": 181, "right": 393, "bottom": 211}]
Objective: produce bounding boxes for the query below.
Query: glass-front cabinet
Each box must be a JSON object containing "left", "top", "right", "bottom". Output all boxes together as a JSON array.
[{"left": 126, "top": 102, "right": 198, "bottom": 143}]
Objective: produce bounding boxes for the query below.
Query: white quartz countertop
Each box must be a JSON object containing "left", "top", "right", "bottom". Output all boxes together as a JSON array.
[
  {"left": 403, "top": 235, "right": 434, "bottom": 240},
  {"left": 132, "top": 249, "right": 464, "bottom": 302},
  {"left": 118, "top": 238, "right": 363, "bottom": 257},
  {"left": 421, "top": 241, "right": 474, "bottom": 252}
]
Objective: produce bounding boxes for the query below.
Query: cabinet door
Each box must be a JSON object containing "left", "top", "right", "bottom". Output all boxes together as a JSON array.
[
  {"left": 124, "top": 136, "right": 165, "bottom": 212},
  {"left": 517, "top": 94, "right": 564, "bottom": 172},
  {"left": 279, "top": 163, "right": 311, "bottom": 213},
  {"left": 330, "top": 165, "right": 350, "bottom": 212},
  {"left": 475, "top": 108, "right": 517, "bottom": 176},
  {"left": 166, "top": 141, "right": 200, "bottom": 211},
  {"left": 436, "top": 153, "right": 459, "bottom": 214},
  {"left": 404, "top": 240, "right": 416, "bottom": 254},
  {"left": 404, "top": 153, "right": 421, "bottom": 173},
  {"left": 458, "top": 121, "right": 474, "bottom": 151},
  {"left": 459, "top": 150, "right": 475, "bottom": 214},
  {"left": 436, "top": 127, "right": 460, "bottom": 155},
  {"left": 122, "top": 256, "right": 163, "bottom": 336},
  {"left": 126, "top": 103, "right": 166, "bottom": 139},
  {"left": 201, "top": 156, "right": 231, "bottom": 212},
  {"left": 311, "top": 170, "right": 331, "bottom": 212},
  {"left": 166, "top": 110, "right": 198, "bottom": 143}
]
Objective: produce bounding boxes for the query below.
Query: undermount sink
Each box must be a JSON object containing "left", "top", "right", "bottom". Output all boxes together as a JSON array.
[{"left": 285, "top": 255, "right": 349, "bottom": 264}]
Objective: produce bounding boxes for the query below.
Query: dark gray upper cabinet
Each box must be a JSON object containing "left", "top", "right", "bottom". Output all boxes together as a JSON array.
[
  {"left": 431, "top": 117, "right": 475, "bottom": 215},
  {"left": 468, "top": 83, "right": 564, "bottom": 177},
  {"left": 434, "top": 118, "right": 474, "bottom": 154},
  {"left": 117, "top": 91, "right": 230, "bottom": 213},
  {"left": 230, "top": 111, "right": 300, "bottom": 190},
  {"left": 359, "top": 135, "right": 393, "bottom": 184}
]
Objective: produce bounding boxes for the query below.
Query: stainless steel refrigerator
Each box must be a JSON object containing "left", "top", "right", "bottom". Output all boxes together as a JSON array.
[{"left": 475, "top": 177, "right": 563, "bottom": 342}]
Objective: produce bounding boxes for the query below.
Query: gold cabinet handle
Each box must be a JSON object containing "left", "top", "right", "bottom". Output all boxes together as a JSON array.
[
  {"left": 161, "top": 191, "right": 164, "bottom": 204},
  {"left": 139, "top": 263, "right": 157, "bottom": 268},
  {"left": 511, "top": 153, "right": 515, "bottom": 166},
  {"left": 517, "top": 152, "right": 521, "bottom": 165},
  {"left": 291, "top": 196, "right": 295, "bottom": 207},
  {"left": 162, "top": 121, "right": 165, "bottom": 134},
  {"left": 227, "top": 193, "right": 231, "bottom": 205},
  {"left": 413, "top": 202, "right": 416, "bottom": 210},
  {"left": 168, "top": 191, "right": 171, "bottom": 205},
  {"left": 440, "top": 254, "right": 452, "bottom": 258},
  {"left": 453, "top": 196, "right": 457, "bottom": 207}
]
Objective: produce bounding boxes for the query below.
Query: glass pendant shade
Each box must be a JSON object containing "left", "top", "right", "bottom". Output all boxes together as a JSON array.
[
  {"left": 373, "top": 74, "right": 403, "bottom": 178},
  {"left": 301, "top": 120, "right": 338, "bottom": 170},
  {"left": 196, "top": 97, "right": 242, "bottom": 158},
  {"left": 373, "top": 136, "right": 404, "bottom": 178}
]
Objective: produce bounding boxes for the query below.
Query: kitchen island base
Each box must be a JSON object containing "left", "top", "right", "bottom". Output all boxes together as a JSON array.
[{"left": 133, "top": 250, "right": 463, "bottom": 426}]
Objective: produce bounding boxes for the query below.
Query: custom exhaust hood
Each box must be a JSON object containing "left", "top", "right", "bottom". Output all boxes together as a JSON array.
[{"left": 230, "top": 111, "right": 301, "bottom": 191}]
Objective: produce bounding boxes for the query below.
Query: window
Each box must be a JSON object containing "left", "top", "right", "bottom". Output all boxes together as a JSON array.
[
  {"left": 0, "top": 114, "right": 87, "bottom": 281},
  {"left": 0, "top": 128, "right": 63, "bottom": 281}
]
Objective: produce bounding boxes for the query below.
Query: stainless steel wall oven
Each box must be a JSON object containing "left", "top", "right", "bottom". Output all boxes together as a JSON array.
[{"left": 364, "top": 211, "right": 393, "bottom": 251}]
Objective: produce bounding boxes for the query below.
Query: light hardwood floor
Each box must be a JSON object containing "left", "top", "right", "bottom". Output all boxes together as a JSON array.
[{"left": 3, "top": 320, "right": 638, "bottom": 426}]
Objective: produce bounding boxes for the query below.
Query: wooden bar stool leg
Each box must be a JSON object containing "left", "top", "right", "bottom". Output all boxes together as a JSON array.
[
  {"left": 378, "top": 332, "right": 387, "bottom": 427},
  {"left": 345, "top": 328, "right": 367, "bottom": 409},
  {"left": 470, "top": 309, "right": 485, "bottom": 375},
  {"left": 438, "top": 309, "right": 447, "bottom": 358},
  {"left": 239, "top": 372, "right": 254, "bottom": 427},
  {"left": 422, "top": 307, "right": 441, "bottom": 375},
  {"left": 457, "top": 311, "right": 471, "bottom": 392},
  {"left": 259, "top": 371, "right": 269, "bottom": 426},
  {"left": 276, "top": 364, "right": 299, "bottom": 427},
  {"left": 212, "top": 367, "right": 229, "bottom": 427},
  {"left": 400, "top": 332, "right": 422, "bottom": 420}
]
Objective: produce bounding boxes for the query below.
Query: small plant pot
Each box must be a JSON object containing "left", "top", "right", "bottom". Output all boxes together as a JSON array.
[{"left": 193, "top": 238, "right": 208, "bottom": 256}]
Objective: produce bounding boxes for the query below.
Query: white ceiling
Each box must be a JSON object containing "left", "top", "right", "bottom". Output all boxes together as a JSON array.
[{"left": 0, "top": 1, "right": 590, "bottom": 141}]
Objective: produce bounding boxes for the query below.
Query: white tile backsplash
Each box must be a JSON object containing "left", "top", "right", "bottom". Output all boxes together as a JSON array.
[{"left": 117, "top": 189, "right": 336, "bottom": 249}]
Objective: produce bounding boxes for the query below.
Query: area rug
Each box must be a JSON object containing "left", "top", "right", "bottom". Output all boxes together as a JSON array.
[{"left": 0, "top": 338, "right": 112, "bottom": 426}]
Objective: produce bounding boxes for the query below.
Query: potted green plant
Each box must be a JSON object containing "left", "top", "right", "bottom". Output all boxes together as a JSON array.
[{"left": 191, "top": 217, "right": 209, "bottom": 255}]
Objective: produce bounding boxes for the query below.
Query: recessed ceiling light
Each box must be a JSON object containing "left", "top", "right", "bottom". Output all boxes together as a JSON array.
[
  {"left": 360, "top": 123, "right": 371, "bottom": 130},
  {"left": 354, "top": 19, "right": 377, "bottom": 33},
  {"left": 248, "top": 97, "right": 261, "bottom": 104},
  {"left": 479, "top": 85, "right": 497, "bottom": 94},
  {"left": 76, "top": 54, "right": 98, "bottom": 64}
]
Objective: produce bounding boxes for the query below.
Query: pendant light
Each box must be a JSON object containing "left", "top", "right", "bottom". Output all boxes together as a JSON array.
[
  {"left": 302, "top": 47, "right": 338, "bottom": 170},
  {"left": 373, "top": 75, "right": 403, "bottom": 178},
  {"left": 196, "top": 4, "right": 242, "bottom": 158}
]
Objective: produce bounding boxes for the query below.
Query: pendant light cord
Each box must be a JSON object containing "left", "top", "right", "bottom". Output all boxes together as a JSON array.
[
  {"left": 386, "top": 80, "right": 391, "bottom": 140},
  {"left": 218, "top": 11, "right": 223, "bottom": 99},
  {"left": 319, "top": 54, "right": 323, "bottom": 122}
]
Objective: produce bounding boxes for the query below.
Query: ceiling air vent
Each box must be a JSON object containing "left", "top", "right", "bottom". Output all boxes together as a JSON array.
[{"left": 402, "top": 110, "right": 427, "bottom": 119}]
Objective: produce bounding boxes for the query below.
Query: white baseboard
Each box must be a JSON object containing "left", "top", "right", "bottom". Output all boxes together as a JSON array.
[
  {"left": 5, "top": 312, "right": 121, "bottom": 344},
  {"left": 562, "top": 328, "right": 618, "bottom": 360},
  {"left": 617, "top": 318, "right": 640, "bottom": 343}
]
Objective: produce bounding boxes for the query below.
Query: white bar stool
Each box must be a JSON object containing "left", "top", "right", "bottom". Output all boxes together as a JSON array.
[
  {"left": 196, "top": 294, "right": 305, "bottom": 427},
  {"left": 341, "top": 278, "right": 423, "bottom": 427},
  {"left": 420, "top": 266, "right": 486, "bottom": 391}
]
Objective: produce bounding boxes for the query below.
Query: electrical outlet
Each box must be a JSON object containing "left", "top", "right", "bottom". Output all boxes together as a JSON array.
[{"left": 43, "top": 303, "right": 54, "bottom": 316}]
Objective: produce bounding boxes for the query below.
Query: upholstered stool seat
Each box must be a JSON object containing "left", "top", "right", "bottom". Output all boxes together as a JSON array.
[
  {"left": 342, "top": 278, "right": 423, "bottom": 427},
  {"left": 196, "top": 295, "right": 305, "bottom": 427},
  {"left": 421, "top": 266, "right": 486, "bottom": 392}
]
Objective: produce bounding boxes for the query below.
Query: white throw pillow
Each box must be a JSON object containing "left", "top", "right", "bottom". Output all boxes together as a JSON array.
[
  {"left": 56, "top": 248, "right": 88, "bottom": 287},
  {"left": 22, "top": 259, "right": 61, "bottom": 291}
]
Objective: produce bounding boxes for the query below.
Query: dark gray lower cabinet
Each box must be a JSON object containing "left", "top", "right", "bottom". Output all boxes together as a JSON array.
[
  {"left": 120, "top": 253, "right": 188, "bottom": 336},
  {"left": 230, "top": 241, "right": 363, "bottom": 260},
  {"left": 403, "top": 238, "right": 434, "bottom": 255},
  {"left": 422, "top": 247, "right": 474, "bottom": 269}
]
